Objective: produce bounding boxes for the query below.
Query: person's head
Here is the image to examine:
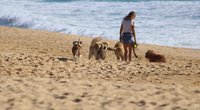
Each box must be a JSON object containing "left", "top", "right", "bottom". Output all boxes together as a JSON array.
[{"left": 124, "top": 11, "right": 136, "bottom": 20}]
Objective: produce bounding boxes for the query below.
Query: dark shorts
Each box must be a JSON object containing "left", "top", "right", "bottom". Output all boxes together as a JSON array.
[{"left": 120, "top": 33, "right": 133, "bottom": 45}]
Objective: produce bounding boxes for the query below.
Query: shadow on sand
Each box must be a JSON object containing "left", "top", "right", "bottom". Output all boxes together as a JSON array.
[{"left": 57, "top": 57, "right": 74, "bottom": 62}]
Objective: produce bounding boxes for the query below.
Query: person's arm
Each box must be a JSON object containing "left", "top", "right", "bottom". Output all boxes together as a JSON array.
[
  {"left": 119, "top": 23, "right": 123, "bottom": 41},
  {"left": 131, "top": 24, "right": 137, "bottom": 44},
  {"left": 120, "top": 23, "right": 123, "bottom": 37}
]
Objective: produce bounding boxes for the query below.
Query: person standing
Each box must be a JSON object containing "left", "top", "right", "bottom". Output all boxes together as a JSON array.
[{"left": 120, "top": 11, "right": 137, "bottom": 62}]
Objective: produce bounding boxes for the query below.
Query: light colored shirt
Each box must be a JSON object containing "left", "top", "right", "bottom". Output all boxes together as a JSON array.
[{"left": 122, "top": 19, "right": 134, "bottom": 33}]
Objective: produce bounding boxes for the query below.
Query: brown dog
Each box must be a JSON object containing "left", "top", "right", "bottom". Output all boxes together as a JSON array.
[
  {"left": 89, "top": 37, "right": 109, "bottom": 60},
  {"left": 145, "top": 50, "right": 166, "bottom": 63},
  {"left": 72, "top": 41, "right": 82, "bottom": 61},
  {"left": 108, "top": 41, "right": 124, "bottom": 61}
]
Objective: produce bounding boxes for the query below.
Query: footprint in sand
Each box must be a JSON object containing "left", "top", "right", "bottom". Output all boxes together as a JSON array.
[
  {"left": 7, "top": 98, "right": 15, "bottom": 110},
  {"left": 149, "top": 102, "right": 157, "bottom": 106},
  {"left": 53, "top": 95, "right": 66, "bottom": 100},
  {"left": 63, "top": 92, "right": 70, "bottom": 96},
  {"left": 80, "top": 92, "right": 88, "bottom": 98},
  {"left": 130, "top": 100, "right": 146, "bottom": 107},
  {"left": 73, "top": 98, "right": 82, "bottom": 103},
  {"left": 136, "top": 100, "right": 146, "bottom": 106},
  {"left": 159, "top": 103, "right": 169, "bottom": 108},
  {"left": 193, "top": 90, "right": 200, "bottom": 94}
]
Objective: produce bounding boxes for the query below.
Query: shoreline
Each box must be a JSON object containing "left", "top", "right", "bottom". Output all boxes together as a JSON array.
[
  {"left": 0, "top": 26, "right": 200, "bottom": 109},
  {"left": 2, "top": 26, "right": 200, "bottom": 50}
]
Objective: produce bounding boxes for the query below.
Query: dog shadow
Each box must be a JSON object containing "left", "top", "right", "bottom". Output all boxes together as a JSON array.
[{"left": 57, "top": 57, "right": 73, "bottom": 62}]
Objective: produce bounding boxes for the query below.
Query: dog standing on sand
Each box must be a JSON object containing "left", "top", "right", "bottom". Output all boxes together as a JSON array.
[
  {"left": 72, "top": 40, "right": 82, "bottom": 61},
  {"left": 108, "top": 41, "right": 124, "bottom": 61},
  {"left": 89, "top": 37, "right": 109, "bottom": 60},
  {"left": 145, "top": 50, "right": 166, "bottom": 63}
]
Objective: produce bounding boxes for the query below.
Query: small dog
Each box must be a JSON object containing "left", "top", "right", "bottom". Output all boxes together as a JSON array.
[
  {"left": 145, "top": 50, "right": 166, "bottom": 63},
  {"left": 72, "top": 40, "right": 82, "bottom": 61},
  {"left": 89, "top": 37, "right": 109, "bottom": 60},
  {"left": 108, "top": 41, "right": 124, "bottom": 61}
]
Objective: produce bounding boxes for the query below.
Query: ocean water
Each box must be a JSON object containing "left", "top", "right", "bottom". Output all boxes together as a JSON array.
[{"left": 0, "top": 0, "right": 200, "bottom": 49}]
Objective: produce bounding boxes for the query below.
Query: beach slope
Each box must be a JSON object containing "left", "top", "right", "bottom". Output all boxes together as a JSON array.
[{"left": 0, "top": 26, "right": 200, "bottom": 110}]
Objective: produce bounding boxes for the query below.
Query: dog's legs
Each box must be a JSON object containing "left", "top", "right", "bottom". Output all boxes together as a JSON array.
[
  {"left": 121, "top": 55, "right": 124, "bottom": 61},
  {"left": 88, "top": 55, "right": 91, "bottom": 60},
  {"left": 95, "top": 52, "right": 100, "bottom": 60},
  {"left": 73, "top": 56, "right": 77, "bottom": 61},
  {"left": 78, "top": 50, "right": 81, "bottom": 61},
  {"left": 88, "top": 47, "right": 92, "bottom": 60}
]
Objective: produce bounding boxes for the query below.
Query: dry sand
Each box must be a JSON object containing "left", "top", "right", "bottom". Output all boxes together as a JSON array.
[{"left": 0, "top": 26, "right": 200, "bottom": 110}]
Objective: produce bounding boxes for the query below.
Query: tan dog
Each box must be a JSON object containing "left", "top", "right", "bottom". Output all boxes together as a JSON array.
[
  {"left": 89, "top": 37, "right": 109, "bottom": 60},
  {"left": 145, "top": 50, "right": 166, "bottom": 63},
  {"left": 72, "top": 40, "right": 82, "bottom": 61},
  {"left": 108, "top": 41, "right": 124, "bottom": 61}
]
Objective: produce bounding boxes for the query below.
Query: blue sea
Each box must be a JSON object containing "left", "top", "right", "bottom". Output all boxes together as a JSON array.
[{"left": 0, "top": 0, "right": 200, "bottom": 49}]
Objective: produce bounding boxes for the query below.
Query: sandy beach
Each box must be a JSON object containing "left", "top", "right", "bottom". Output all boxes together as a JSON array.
[{"left": 0, "top": 26, "right": 200, "bottom": 110}]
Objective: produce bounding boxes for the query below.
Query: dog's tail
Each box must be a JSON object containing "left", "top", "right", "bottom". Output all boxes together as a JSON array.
[
  {"left": 91, "top": 37, "right": 102, "bottom": 47},
  {"left": 78, "top": 37, "right": 81, "bottom": 42},
  {"left": 107, "top": 47, "right": 117, "bottom": 51}
]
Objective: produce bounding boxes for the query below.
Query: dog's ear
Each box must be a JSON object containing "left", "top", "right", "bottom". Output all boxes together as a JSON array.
[
  {"left": 94, "top": 42, "right": 101, "bottom": 49},
  {"left": 147, "top": 50, "right": 153, "bottom": 53},
  {"left": 103, "top": 46, "right": 107, "bottom": 50},
  {"left": 102, "top": 42, "right": 109, "bottom": 47},
  {"left": 99, "top": 43, "right": 104, "bottom": 49},
  {"left": 102, "top": 42, "right": 109, "bottom": 50},
  {"left": 145, "top": 52, "right": 149, "bottom": 58},
  {"left": 73, "top": 41, "right": 79, "bottom": 45},
  {"left": 73, "top": 41, "right": 76, "bottom": 45},
  {"left": 78, "top": 41, "right": 82, "bottom": 47},
  {"left": 145, "top": 50, "right": 154, "bottom": 58},
  {"left": 96, "top": 42, "right": 102, "bottom": 48},
  {"left": 102, "top": 45, "right": 107, "bottom": 50}
]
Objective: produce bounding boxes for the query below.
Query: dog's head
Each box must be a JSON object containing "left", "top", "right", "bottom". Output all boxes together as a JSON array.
[
  {"left": 145, "top": 50, "right": 154, "bottom": 59},
  {"left": 73, "top": 41, "right": 82, "bottom": 48},
  {"left": 95, "top": 42, "right": 109, "bottom": 60}
]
